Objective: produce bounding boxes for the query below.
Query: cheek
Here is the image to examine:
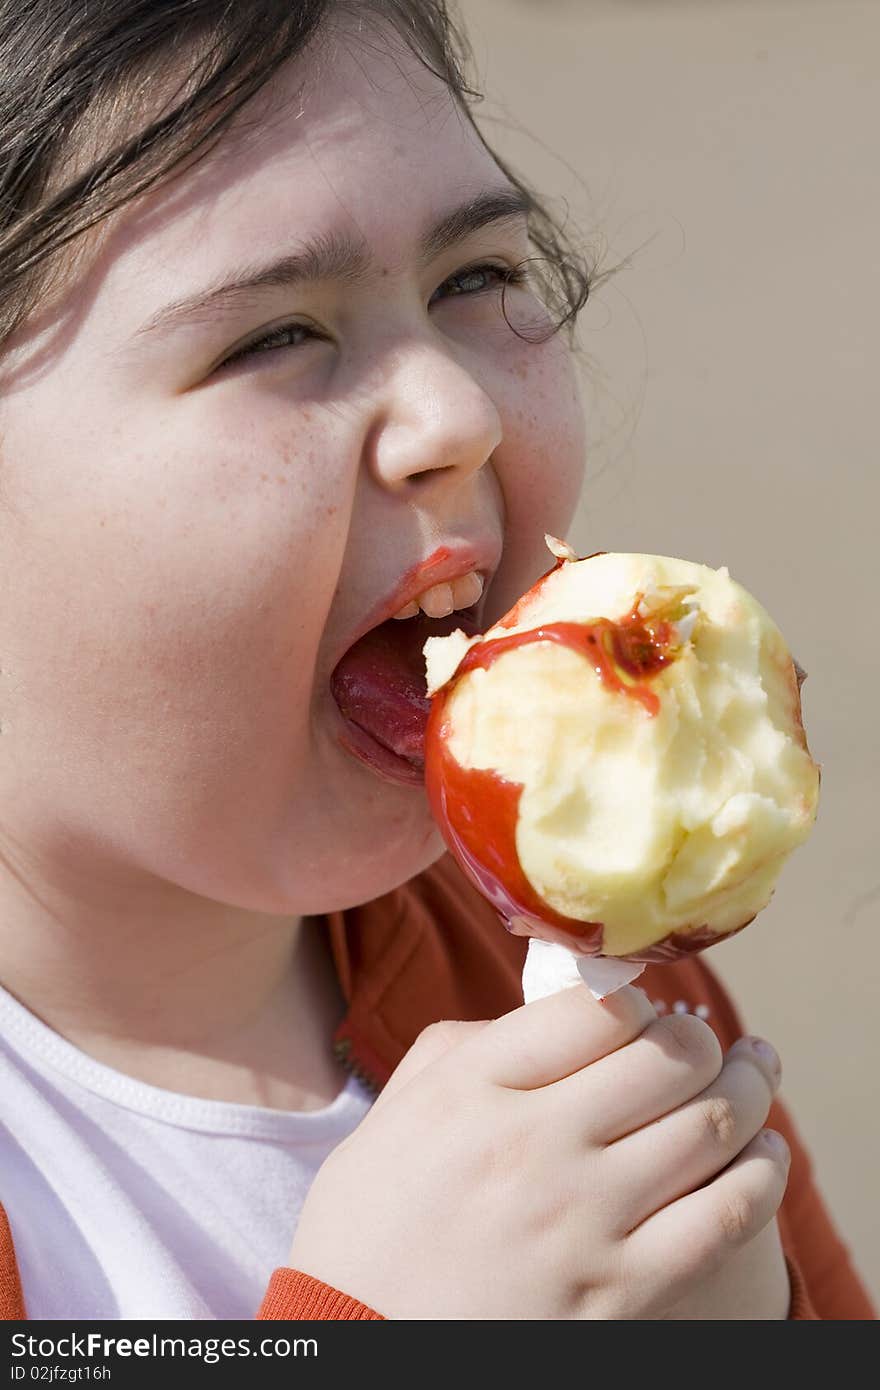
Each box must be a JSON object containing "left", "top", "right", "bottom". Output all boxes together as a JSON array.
[
  {"left": 498, "top": 337, "right": 586, "bottom": 545},
  {"left": 4, "top": 396, "right": 360, "bottom": 764}
]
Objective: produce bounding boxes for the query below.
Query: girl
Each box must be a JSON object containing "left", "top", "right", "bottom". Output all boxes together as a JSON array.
[{"left": 0, "top": 0, "right": 872, "bottom": 1321}]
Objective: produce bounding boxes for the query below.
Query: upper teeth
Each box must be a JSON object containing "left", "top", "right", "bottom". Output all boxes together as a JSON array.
[{"left": 392, "top": 571, "right": 484, "bottom": 620}]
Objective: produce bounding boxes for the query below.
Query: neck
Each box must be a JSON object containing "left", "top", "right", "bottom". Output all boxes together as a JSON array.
[{"left": 0, "top": 837, "right": 348, "bottom": 1111}]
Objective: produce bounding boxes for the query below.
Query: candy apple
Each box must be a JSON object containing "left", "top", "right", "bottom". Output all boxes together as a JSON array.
[{"left": 423, "top": 539, "right": 819, "bottom": 963}]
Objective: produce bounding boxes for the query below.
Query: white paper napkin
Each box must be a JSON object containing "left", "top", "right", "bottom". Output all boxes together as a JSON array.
[{"left": 522, "top": 937, "right": 645, "bottom": 1004}]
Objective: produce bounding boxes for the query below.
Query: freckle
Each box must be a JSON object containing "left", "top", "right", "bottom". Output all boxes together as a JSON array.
[
  {"left": 260, "top": 473, "right": 269, "bottom": 482},
  {"left": 275, "top": 474, "right": 288, "bottom": 485}
]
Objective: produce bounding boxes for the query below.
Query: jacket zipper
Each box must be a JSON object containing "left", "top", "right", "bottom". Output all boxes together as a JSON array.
[{"left": 333, "top": 1036, "right": 382, "bottom": 1096}]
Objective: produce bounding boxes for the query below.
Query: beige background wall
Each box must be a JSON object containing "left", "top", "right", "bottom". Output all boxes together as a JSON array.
[{"left": 458, "top": 0, "right": 879, "bottom": 1302}]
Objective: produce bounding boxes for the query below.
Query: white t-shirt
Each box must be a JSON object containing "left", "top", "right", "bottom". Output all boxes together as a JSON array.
[{"left": 0, "top": 982, "right": 373, "bottom": 1320}]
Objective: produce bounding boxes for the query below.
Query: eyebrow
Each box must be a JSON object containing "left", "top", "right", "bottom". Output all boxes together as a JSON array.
[{"left": 133, "top": 185, "right": 534, "bottom": 341}]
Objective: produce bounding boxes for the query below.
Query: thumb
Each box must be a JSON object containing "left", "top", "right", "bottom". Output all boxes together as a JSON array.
[{"left": 372, "top": 1018, "right": 490, "bottom": 1111}]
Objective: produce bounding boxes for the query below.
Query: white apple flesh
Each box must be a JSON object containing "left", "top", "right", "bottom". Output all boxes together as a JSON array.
[{"left": 423, "top": 545, "right": 820, "bottom": 963}]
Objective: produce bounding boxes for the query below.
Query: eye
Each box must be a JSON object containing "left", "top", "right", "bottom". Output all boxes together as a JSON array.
[
  {"left": 216, "top": 320, "right": 319, "bottom": 372},
  {"left": 214, "top": 262, "right": 528, "bottom": 372},
  {"left": 430, "top": 261, "right": 526, "bottom": 305}
]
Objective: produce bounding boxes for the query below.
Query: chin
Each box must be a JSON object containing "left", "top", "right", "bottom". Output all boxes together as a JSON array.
[{"left": 299, "top": 779, "right": 447, "bottom": 916}]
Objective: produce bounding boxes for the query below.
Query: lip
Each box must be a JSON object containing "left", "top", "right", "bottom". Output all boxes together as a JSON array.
[
  {"left": 329, "top": 698, "right": 428, "bottom": 787},
  {"left": 329, "top": 539, "right": 502, "bottom": 676},
  {"left": 329, "top": 538, "right": 501, "bottom": 785},
  {"left": 330, "top": 603, "right": 485, "bottom": 787}
]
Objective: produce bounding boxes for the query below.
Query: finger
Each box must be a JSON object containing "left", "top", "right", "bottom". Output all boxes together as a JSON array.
[
  {"left": 371, "top": 1019, "right": 490, "bottom": 1111},
  {"left": 622, "top": 1128, "right": 791, "bottom": 1307},
  {"left": 605, "top": 1036, "right": 781, "bottom": 1226},
  {"left": 468, "top": 982, "right": 657, "bottom": 1090},
  {"left": 552, "top": 1012, "right": 723, "bottom": 1144}
]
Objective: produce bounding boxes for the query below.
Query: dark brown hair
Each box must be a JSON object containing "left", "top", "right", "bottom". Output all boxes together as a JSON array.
[{"left": 0, "top": 0, "right": 591, "bottom": 352}]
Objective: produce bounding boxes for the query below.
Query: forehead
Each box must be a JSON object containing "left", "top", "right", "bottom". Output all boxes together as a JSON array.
[{"left": 100, "top": 28, "right": 500, "bottom": 309}]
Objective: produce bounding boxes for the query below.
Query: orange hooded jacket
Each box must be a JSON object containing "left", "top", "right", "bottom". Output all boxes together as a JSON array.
[{"left": 1, "top": 856, "right": 875, "bottom": 1321}]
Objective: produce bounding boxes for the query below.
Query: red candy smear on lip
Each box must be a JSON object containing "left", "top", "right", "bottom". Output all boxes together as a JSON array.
[{"left": 331, "top": 611, "right": 478, "bottom": 768}]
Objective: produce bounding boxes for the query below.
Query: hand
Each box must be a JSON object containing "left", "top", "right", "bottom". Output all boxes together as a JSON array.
[
  {"left": 662, "top": 1220, "right": 790, "bottom": 1320},
  {"left": 287, "top": 986, "right": 791, "bottom": 1319}
]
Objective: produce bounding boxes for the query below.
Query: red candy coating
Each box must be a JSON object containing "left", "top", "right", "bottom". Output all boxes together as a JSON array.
[{"left": 424, "top": 558, "right": 749, "bottom": 962}]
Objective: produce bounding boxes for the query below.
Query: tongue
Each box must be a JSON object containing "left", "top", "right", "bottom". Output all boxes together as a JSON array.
[{"left": 331, "top": 611, "right": 476, "bottom": 768}]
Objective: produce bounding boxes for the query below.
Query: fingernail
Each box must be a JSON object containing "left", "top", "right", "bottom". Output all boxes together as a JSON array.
[
  {"left": 762, "top": 1129, "right": 790, "bottom": 1162},
  {"left": 743, "top": 1035, "right": 781, "bottom": 1080}
]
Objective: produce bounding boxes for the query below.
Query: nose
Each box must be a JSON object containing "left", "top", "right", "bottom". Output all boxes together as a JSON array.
[{"left": 366, "top": 344, "right": 502, "bottom": 492}]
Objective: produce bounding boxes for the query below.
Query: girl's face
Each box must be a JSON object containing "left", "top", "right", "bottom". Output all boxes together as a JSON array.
[{"left": 0, "top": 28, "right": 585, "bottom": 917}]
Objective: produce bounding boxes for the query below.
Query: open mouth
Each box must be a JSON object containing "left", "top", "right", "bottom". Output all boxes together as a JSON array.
[{"left": 331, "top": 603, "right": 484, "bottom": 786}]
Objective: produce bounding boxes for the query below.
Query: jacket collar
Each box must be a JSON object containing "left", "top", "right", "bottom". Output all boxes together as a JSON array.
[{"left": 326, "top": 855, "right": 528, "bottom": 1091}]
